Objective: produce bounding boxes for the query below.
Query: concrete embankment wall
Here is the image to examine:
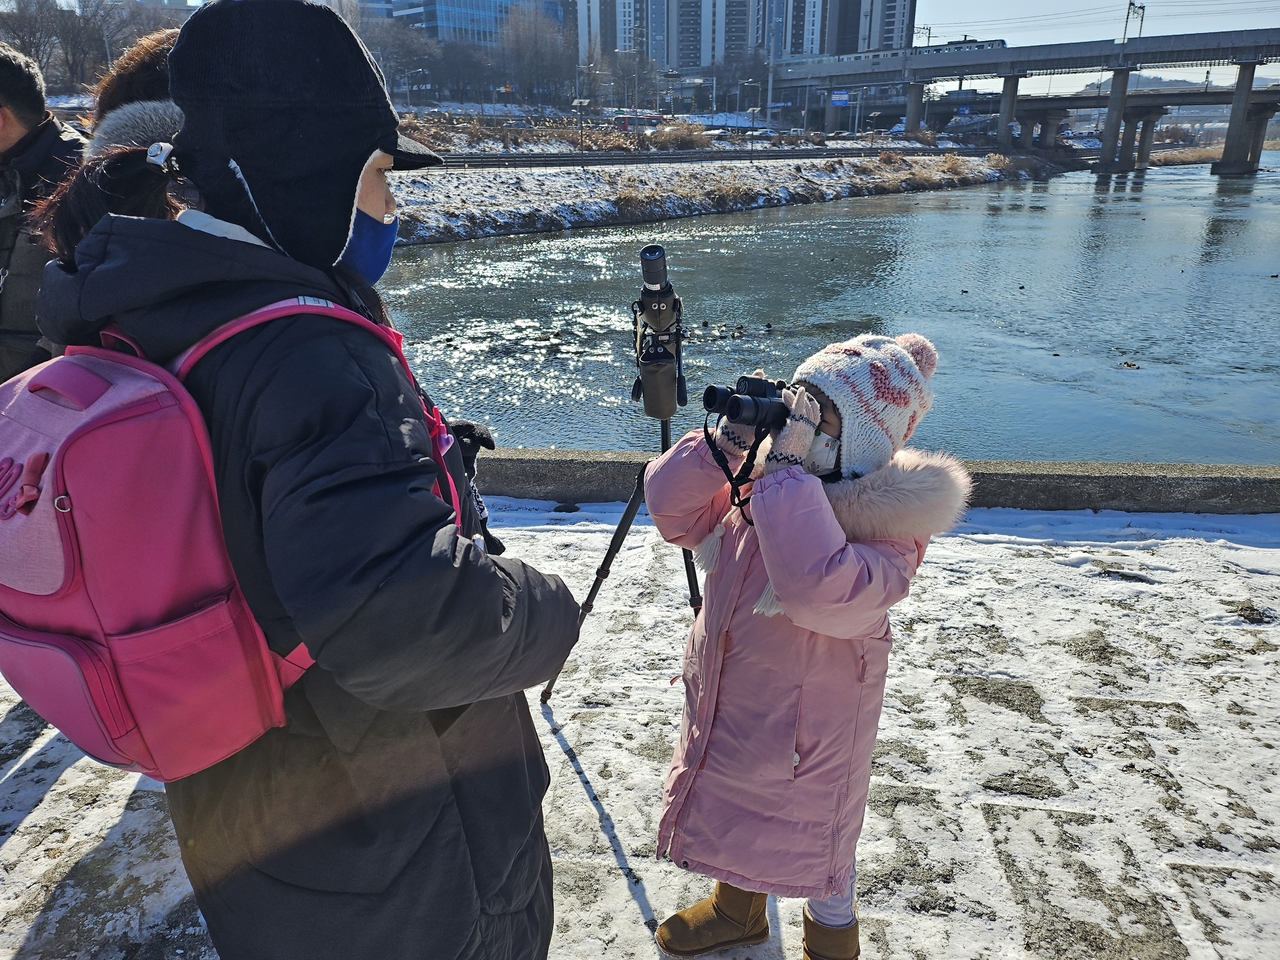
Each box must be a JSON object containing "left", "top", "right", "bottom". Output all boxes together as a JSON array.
[{"left": 476, "top": 448, "right": 1280, "bottom": 514}]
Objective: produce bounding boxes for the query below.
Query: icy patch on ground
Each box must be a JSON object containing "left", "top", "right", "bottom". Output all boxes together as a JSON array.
[{"left": 0, "top": 504, "right": 1275, "bottom": 958}]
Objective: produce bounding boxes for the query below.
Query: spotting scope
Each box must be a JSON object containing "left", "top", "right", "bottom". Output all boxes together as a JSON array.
[{"left": 630, "top": 244, "right": 688, "bottom": 420}]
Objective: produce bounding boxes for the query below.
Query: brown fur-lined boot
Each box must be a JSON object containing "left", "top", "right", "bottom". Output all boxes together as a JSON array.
[
  {"left": 802, "top": 910, "right": 860, "bottom": 960},
  {"left": 655, "top": 882, "right": 770, "bottom": 958}
]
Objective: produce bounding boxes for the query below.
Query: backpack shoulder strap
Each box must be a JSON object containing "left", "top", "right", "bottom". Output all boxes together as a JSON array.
[
  {"left": 172, "top": 296, "right": 463, "bottom": 529},
  {"left": 171, "top": 296, "right": 393, "bottom": 380}
]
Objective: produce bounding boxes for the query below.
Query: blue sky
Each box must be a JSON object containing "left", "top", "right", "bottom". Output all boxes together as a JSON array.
[{"left": 914, "top": 0, "right": 1280, "bottom": 91}]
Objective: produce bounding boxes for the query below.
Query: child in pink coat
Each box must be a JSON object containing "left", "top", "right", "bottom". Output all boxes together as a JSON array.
[{"left": 645, "top": 334, "right": 970, "bottom": 960}]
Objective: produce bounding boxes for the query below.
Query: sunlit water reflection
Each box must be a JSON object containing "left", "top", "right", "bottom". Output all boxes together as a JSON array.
[{"left": 383, "top": 153, "right": 1280, "bottom": 463}]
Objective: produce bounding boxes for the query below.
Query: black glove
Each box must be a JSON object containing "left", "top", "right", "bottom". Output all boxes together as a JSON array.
[
  {"left": 451, "top": 419, "right": 505, "bottom": 555},
  {"left": 450, "top": 419, "right": 496, "bottom": 480}
]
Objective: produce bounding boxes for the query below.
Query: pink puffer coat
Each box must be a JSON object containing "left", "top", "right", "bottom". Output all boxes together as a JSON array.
[{"left": 645, "top": 432, "right": 969, "bottom": 899}]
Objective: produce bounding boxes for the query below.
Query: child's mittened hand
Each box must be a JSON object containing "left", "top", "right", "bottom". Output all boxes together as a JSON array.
[
  {"left": 712, "top": 369, "right": 767, "bottom": 459},
  {"left": 713, "top": 417, "right": 757, "bottom": 459},
  {"left": 764, "top": 386, "right": 820, "bottom": 474}
]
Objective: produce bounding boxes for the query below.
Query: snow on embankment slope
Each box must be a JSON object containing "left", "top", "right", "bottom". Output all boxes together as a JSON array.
[
  {"left": 393, "top": 154, "right": 1055, "bottom": 245},
  {"left": 0, "top": 505, "right": 1276, "bottom": 959}
]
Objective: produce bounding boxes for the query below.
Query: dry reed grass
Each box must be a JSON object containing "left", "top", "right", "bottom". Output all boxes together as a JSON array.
[
  {"left": 985, "top": 154, "right": 1051, "bottom": 178},
  {"left": 1147, "top": 147, "right": 1223, "bottom": 166},
  {"left": 398, "top": 115, "right": 716, "bottom": 153},
  {"left": 899, "top": 129, "right": 938, "bottom": 147},
  {"left": 647, "top": 123, "right": 712, "bottom": 151}
]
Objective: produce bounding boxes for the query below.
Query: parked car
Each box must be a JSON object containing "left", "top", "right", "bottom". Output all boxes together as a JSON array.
[
  {"left": 745, "top": 128, "right": 779, "bottom": 139},
  {"left": 502, "top": 120, "right": 531, "bottom": 129}
]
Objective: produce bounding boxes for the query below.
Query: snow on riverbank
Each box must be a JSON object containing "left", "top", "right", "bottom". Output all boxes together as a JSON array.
[
  {"left": 394, "top": 154, "right": 1054, "bottom": 244},
  {"left": 1, "top": 504, "right": 1276, "bottom": 958}
]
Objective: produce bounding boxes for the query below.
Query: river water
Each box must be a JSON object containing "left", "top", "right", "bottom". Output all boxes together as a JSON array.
[{"left": 382, "top": 153, "right": 1280, "bottom": 463}]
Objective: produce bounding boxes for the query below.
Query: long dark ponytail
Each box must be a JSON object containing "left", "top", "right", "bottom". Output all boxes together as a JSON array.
[{"left": 33, "top": 145, "right": 183, "bottom": 264}]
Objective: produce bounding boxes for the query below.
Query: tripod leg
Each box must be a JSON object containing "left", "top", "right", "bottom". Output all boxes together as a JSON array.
[
  {"left": 660, "top": 419, "right": 702, "bottom": 615},
  {"left": 541, "top": 467, "right": 647, "bottom": 704}
]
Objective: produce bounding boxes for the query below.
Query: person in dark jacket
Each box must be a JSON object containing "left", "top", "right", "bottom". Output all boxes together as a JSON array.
[
  {"left": 0, "top": 42, "right": 83, "bottom": 380},
  {"left": 84, "top": 29, "right": 184, "bottom": 160},
  {"left": 35, "top": 3, "right": 579, "bottom": 959}
]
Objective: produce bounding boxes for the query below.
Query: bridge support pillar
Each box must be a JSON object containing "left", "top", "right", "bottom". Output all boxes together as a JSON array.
[
  {"left": 905, "top": 83, "right": 925, "bottom": 132},
  {"left": 1016, "top": 115, "right": 1036, "bottom": 149},
  {"left": 998, "top": 74, "right": 1020, "bottom": 151},
  {"left": 1096, "top": 68, "right": 1131, "bottom": 173},
  {"left": 1135, "top": 110, "right": 1165, "bottom": 169},
  {"left": 1038, "top": 111, "right": 1069, "bottom": 148},
  {"left": 1248, "top": 109, "right": 1276, "bottom": 165},
  {"left": 1212, "top": 61, "right": 1261, "bottom": 176},
  {"left": 1116, "top": 116, "right": 1140, "bottom": 172}
]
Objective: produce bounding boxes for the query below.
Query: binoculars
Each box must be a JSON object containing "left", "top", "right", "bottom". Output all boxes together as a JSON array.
[{"left": 703, "top": 376, "right": 790, "bottom": 430}]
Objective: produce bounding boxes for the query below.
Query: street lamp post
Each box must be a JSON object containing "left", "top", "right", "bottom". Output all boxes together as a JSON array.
[
  {"left": 406, "top": 69, "right": 429, "bottom": 109},
  {"left": 739, "top": 79, "right": 760, "bottom": 134},
  {"left": 663, "top": 69, "right": 681, "bottom": 117},
  {"left": 764, "top": 0, "right": 777, "bottom": 125},
  {"left": 572, "top": 98, "right": 591, "bottom": 154}
]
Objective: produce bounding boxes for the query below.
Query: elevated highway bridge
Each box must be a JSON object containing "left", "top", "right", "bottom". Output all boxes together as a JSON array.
[
  {"left": 779, "top": 29, "right": 1280, "bottom": 175},
  {"left": 1008, "top": 87, "right": 1280, "bottom": 172}
]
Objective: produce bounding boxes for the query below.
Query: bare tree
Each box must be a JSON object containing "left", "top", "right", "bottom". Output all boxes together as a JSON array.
[
  {"left": 54, "top": 6, "right": 104, "bottom": 86},
  {"left": 0, "top": 0, "right": 62, "bottom": 73},
  {"left": 498, "top": 2, "right": 572, "bottom": 104},
  {"left": 328, "top": 0, "right": 361, "bottom": 31},
  {"left": 357, "top": 15, "right": 440, "bottom": 100},
  {"left": 434, "top": 42, "right": 494, "bottom": 103}
]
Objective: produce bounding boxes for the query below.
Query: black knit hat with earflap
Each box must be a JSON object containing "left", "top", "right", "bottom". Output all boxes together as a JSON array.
[{"left": 168, "top": 0, "right": 440, "bottom": 272}]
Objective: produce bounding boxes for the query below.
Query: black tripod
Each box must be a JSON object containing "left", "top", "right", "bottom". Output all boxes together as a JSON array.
[
  {"left": 541, "top": 421, "right": 701, "bottom": 702},
  {"left": 541, "top": 247, "right": 702, "bottom": 703}
]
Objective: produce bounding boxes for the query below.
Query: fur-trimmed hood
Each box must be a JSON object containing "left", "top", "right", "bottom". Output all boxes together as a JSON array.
[
  {"left": 821, "top": 447, "right": 971, "bottom": 542},
  {"left": 693, "top": 447, "right": 970, "bottom": 582},
  {"left": 85, "top": 99, "right": 185, "bottom": 159},
  {"left": 748, "top": 448, "right": 969, "bottom": 617}
]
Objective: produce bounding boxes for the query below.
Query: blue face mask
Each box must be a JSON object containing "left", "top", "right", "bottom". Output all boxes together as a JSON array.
[{"left": 338, "top": 209, "right": 399, "bottom": 285}]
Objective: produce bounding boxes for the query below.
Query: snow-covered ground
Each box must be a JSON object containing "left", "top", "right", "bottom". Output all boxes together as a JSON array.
[
  {"left": 394, "top": 154, "right": 1034, "bottom": 244},
  {"left": 1, "top": 503, "right": 1277, "bottom": 959}
]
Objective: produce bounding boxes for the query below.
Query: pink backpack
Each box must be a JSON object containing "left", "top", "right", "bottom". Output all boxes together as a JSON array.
[{"left": 0, "top": 297, "right": 459, "bottom": 782}]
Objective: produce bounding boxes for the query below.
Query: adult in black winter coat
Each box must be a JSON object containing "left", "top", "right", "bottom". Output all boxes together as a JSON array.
[
  {"left": 0, "top": 42, "right": 84, "bottom": 379},
  {"left": 36, "top": 3, "right": 579, "bottom": 958}
]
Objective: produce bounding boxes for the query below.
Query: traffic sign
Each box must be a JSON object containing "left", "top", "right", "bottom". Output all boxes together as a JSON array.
[{"left": 830, "top": 90, "right": 849, "bottom": 106}]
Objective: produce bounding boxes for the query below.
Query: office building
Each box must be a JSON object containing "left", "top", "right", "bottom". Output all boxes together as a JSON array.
[{"left": 394, "top": 0, "right": 563, "bottom": 46}]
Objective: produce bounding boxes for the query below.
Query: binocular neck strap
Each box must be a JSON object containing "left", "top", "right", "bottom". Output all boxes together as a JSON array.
[{"left": 702, "top": 416, "right": 768, "bottom": 526}]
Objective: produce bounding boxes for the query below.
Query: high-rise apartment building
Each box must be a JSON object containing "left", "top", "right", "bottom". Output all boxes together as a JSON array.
[
  {"left": 581, "top": 0, "right": 912, "bottom": 69},
  {"left": 823, "top": 0, "right": 914, "bottom": 56}
]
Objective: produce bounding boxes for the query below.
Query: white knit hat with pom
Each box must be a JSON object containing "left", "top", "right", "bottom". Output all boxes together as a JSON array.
[{"left": 791, "top": 333, "right": 937, "bottom": 478}]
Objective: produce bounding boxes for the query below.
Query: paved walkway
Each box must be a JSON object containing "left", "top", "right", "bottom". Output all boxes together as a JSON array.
[{"left": 1, "top": 503, "right": 1276, "bottom": 959}]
